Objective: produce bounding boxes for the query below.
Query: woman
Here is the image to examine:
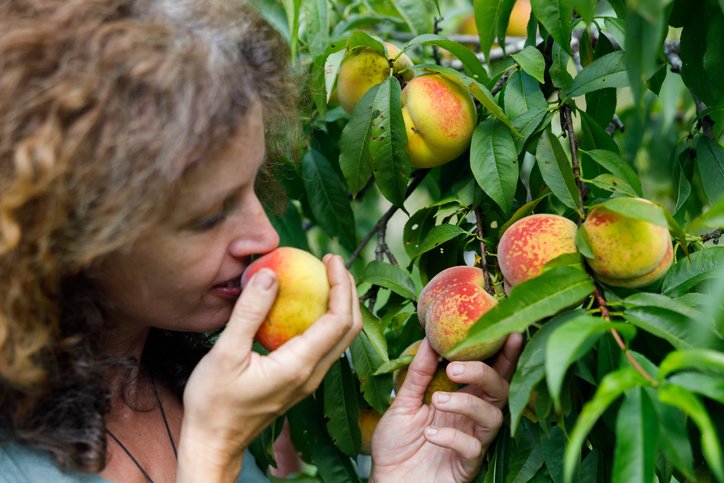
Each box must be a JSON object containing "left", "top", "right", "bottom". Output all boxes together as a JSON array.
[{"left": 0, "top": 1, "right": 522, "bottom": 481}]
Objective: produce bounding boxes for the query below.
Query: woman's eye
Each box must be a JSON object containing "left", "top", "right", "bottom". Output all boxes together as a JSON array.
[{"left": 191, "top": 196, "right": 237, "bottom": 231}]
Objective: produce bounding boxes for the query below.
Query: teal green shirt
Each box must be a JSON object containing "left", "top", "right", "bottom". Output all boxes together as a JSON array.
[{"left": 0, "top": 440, "right": 269, "bottom": 482}]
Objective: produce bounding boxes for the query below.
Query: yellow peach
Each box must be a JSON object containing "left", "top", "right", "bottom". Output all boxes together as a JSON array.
[
  {"left": 240, "top": 247, "right": 329, "bottom": 350},
  {"left": 336, "top": 42, "right": 413, "bottom": 115},
  {"left": 401, "top": 74, "right": 477, "bottom": 168},
  {"left": 497, "top": 214, "right": 578, "bottom": 288}
]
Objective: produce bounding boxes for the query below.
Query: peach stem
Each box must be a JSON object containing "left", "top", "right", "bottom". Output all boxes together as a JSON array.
[{"left": 474, "top": 207, "right": 494, "bottom": 296}]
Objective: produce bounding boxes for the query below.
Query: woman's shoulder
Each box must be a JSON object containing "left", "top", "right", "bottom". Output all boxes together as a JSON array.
[{"left": 0, "top": 438, "right": 105, "bottom": 483}]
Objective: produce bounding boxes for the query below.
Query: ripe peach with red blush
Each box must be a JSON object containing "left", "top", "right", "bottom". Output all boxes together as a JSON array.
[
  {"left": 418, "top": 266, "right": 503, "bottom": 361},
  {"left": 240, "top": 247, "right": 329, "bottom": 351},
  {"left": 497, "top": 214, "right": 578, "bottom": 291}
]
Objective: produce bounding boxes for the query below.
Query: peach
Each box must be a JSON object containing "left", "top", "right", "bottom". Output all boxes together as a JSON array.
[
  {"left": 401, "top": 74, "right": 477, "bottom": 168},
  {"left": 497, "top": 214, "right": 578, "bottom": 289},
  {"left": 358, "top": 408, "right": 382, "bottom": 455},
  {"left": 581, "top": 200, "right": 674, "bottom": 288},
  {"left": 240, "top": 247, "right": 329, "bottom": 351},
  {"left": 336, "top": 42, "right": 413, "bottom": 115},
  {"left": 418, "top": 266, "right": 503, "bottom": 361},
  {"left": 456, "top": 1, "right": 531, "bottom": 38},
  {"left": 393, "top": 340, "right": 461, "bottom": 404}
]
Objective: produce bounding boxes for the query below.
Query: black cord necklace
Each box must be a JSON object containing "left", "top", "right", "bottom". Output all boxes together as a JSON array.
[{"left": 106, "top": 377, "right": 177, "bottom": 483}]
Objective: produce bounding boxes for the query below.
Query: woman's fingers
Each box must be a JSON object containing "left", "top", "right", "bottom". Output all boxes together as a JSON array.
[
  {"left": 214, "top": 269, "right": 279, "bottom": 357},
  {"left": 394, "top": 338, "right": 440, "bottom": 407},
  {"left": 423, "top": 425, "right": 484, "bottom": 462},
  {"left": 431, "top": 391, "right": 504, "bottom": 443},
  {"left": 445, "top": 360, "right": 510, "bottom": 408}
]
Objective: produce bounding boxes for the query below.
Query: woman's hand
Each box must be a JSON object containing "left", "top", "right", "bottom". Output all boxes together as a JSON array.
[
  {"left": 369, "top": 335, "right": 523, "bottom": 483},
  {"left": 178, "top": 254, "right": 362, "bottom": 482}
]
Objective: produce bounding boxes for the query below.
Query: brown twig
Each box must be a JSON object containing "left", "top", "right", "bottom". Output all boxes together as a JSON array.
[
  {"left": 559, "top": 103, "right": 587, "bottom": 223},
  {"left": 593, "top": 286, "right": 657, "bottom": 385},
  {"left": 345, "top": 169, "right": 430, "bottom": 269},
  {"left": 474, "top": 207, "right": 494, "bottom": 295},
  {"left": 701, "top": 229, "right": 723, "bottom": 245},
  {"left": 491, "top": 69, "right": 515, "bottom": 96}
]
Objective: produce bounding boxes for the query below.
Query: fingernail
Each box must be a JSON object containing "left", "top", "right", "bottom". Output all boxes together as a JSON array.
[
  {"left": 436, "top": 392, "right": 450, "bottom": 404},
  {"left": 252, "top": 269, "right": 275, "bottom": 289},
  {"left": 425, "top": 427, "right": 438, "bottom": 437},
  {"left": 451, "top": 363, "right": 465, "bottom": 376}
]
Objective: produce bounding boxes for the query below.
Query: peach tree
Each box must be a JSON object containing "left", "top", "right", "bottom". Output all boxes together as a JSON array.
[{"left": 246, "top": 0, "right": 724, "bottom": 481}]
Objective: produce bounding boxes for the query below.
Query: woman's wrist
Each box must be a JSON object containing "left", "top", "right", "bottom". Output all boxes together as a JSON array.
[{"left": 177, "top": 427, "right": 245, "bottom": 483}]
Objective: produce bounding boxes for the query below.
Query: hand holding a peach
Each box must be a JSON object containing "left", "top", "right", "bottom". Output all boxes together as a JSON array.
[
  {"left": 179, "top": 249, "right": 362, "bottom": 480},
  {"left": 369, "top": 336, "right": 523, "bottom": 483}
]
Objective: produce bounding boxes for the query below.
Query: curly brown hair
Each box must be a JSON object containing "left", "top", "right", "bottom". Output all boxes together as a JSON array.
[{"left": 0, "top": 0, "right": 298, "bottom": 472}]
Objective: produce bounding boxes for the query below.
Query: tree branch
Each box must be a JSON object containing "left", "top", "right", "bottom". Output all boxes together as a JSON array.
[
  {"left": 701, "top": 229, "right": 723, "bottom": 245},
  {"left": 559, "top": 102, "right": 587, "bottom": 222},
  {"left": 474, "top": 207, "right": 494, "bottom": 295},
  {"left": 345, "top": 169, "right": 429, "bottom": 269}
]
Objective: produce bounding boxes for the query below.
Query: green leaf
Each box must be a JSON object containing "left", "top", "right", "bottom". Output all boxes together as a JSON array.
[
  {"left": 373, "top": 353, "right": 414, "bottom": 376},
  {"left": 368, "top": 77, "right": 410, "bottom": 208},
  {"left": 582, "top": 149, "right": 643, "bottom": 196},
  {"left": 498, "top": 193, "right": 548, "bottom": 236},
  {"left": 470, "top": 118, "right": 519, "bottom": 215},
  {"left": 324, "top": 49, "right": 346, "bottom": 103},
  {"left": 624, "top": 8, "right": 665, "bottom": 102},
  {"left": 268, "top": 201, "right": 310, "bottom": 251},
  {"left": 287, "top": 398, "right": 362, "bottom": 483},
  {"left": 302, "top": 0, "right": 329, "bottom": 58},
  {"left": 565, "top": 51, "right": 629, "bottom": 98},
  {"left": 649, "top": 388, "right": 697, "bottom": 481},
  {"left": 530, "top": 0, "right": 574, "bottom": 56},
  {"left": 662, "top": 247, "right": 724, "bottom": 296},
  {"left": 402, "top": 34, "right": 488, "bottom": 83},
  {"left": 414, "top": 64, "right": 518, "bottom": 133},
  {"left": 349, "top": 324, "right": 393, "bottom": 413},
  {"left": 545, "top": 313, "right": 635, "bottom": 412},
  {"left": 361, "top": 260, "right": 417, "bottom": 300},
  {"left": 407, "top": 224, "right": 468, "bottom": 260},
  {"left": 360, "top": 305, "right": 389, "bottom": 361},
  {"left": 508, "top": 421, "right": 545, "bottom": 483},
  {"left": 536, "top": 129, "right": 581, "bottom": 214},
  {"left": 448, "top": 266, "right": 595, "bottom": 359},
  {"left": 512, "top": 46, "right": 546, "bottom": 83},
  {"left": 339, "top": 84, "right": 378, "bottom": 195},
  {"left": 685, "top": 196, "right": 724, "bottom": 234},
  {"left": 324, "top": 357, "right": 361, "bottom": 456},
  {"left": 473, "top": 0, "right": 506, "bottom": 63},
  {"left": 696, "top": 136, "right": 724, "bottom": 205},
  {"left": 504, "top": 70, "right": 548, "bottom": 121},
  {"left": 246, "top": 0, "right": 291, "bottom": 43},
  {"left": 594, "top": 197, "right": 668, "bottom": 227},
  {"left": 550, "top": 43, "right": 574, "bottom": 90},
  {"left": 659, "top": 349, "right": 724, "bottom": 379},
  {"left": 564, "top": 367, "right": 649, "bottom": 483},
  {"left": 509, "top": 312, "right": 571, "bottom": 435},
  {"left": 668, "top": 372, "right": 724, "bottom": 404},
  {"left": 573, "top": 0, "right": 597, "bottom": 25},
  {"left": 586, "top": 174, "right": 638, "bottom": 196},
  {"left": 302, "top": 149, "right": 357, "bottom": 251},
  {"left": 391, "top": 0, "right": 434, "bottom": 35},
  {"left": 612, "top": 388, "right": 659, "bottom": 483},
  {"left": 658, "top": 384, "right": 724, "bottom": 483},
  {"left": 623, "top": 293, "right": 718, "bottom": 350}
]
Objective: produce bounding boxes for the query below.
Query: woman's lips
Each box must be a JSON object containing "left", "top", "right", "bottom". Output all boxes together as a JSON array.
[{"left": 212, "top": 276, "right": 242, "bottom": 299}]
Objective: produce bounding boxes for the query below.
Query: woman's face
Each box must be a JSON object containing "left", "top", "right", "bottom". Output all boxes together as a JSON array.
[{"left": 91, "top": 102, "right": 280, "bottom": 334}]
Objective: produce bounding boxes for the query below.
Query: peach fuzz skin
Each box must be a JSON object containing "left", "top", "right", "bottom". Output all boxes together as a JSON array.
[
  {"left": 336, "top": 42, "right": 413, "bottom": 115},
  {"left": 581, "top": 199, "right": 673, "bottom": 287},
  {"left": 401, "top": 74, "right": 477, "bottom": 168},
  {"left": 418, "top": 266, "right": 503, "bottom": 361},
  {"left": 358, "top": 408, "right": 383, "bottom": 455},
  {"left": 240, "top": 247, "right": 329, "bottom": 351},
  {"left": 393, "top": 340, "right": 461, "bottom": 405},
  {"left": 497, "top": 214, "right": 578, "bottom": 288}
]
